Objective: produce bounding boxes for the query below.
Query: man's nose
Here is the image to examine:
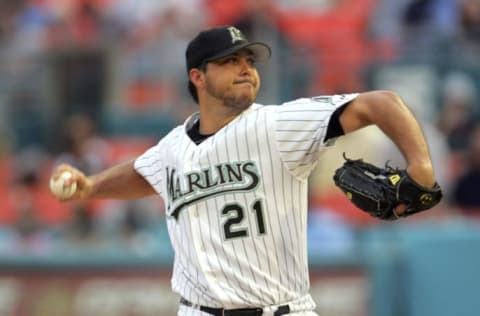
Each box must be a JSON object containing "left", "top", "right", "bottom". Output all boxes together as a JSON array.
[{"left": 239, "top": 59, "right": 253, "bottom": 74}]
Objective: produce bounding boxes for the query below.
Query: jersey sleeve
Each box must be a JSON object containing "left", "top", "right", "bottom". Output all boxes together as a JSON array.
[
  {"left": 273, "top": 93, "right": 359, "bottom": 179},
  {"left": 134, "top": 141, "right": 166, "bottom": 199}
]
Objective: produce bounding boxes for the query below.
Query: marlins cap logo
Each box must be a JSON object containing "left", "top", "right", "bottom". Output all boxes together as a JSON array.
[{"left": 227, "top": 26, "right": 245, "bottom": 44}]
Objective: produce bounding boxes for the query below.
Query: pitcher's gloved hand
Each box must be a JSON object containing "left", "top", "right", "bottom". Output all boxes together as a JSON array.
[{"left": 333, "top": 154, "right": 443, "bottom": 220}]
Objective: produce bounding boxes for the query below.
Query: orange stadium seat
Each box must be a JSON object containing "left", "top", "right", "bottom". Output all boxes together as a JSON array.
[
  {"left": 204, "top": 0, "right": 250, "bottom": 26},
  {"left": 276, "top": 0, "right": 379, "bottom": 93}
]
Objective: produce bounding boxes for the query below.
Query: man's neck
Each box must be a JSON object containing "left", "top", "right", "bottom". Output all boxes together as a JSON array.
[{"left": 198, "top": 103, "right": 250, "bottom": 134}]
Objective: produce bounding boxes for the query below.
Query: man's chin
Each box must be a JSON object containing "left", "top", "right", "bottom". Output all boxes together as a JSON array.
[{"left": 225, "top": 94, "right": 255, "bottom": 109}]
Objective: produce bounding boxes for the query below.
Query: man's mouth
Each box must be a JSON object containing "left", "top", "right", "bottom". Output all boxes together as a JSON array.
[{"left": 234, "top": 81, "right": 254, "bottom": 86}]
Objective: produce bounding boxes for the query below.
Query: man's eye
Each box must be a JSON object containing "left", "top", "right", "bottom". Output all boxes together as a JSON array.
[
  {"left": 219, "top": 57, "right": 236, "bottom": 64},
  {"left": 220, "top": 56, "right": 255, "bottom": 65}
]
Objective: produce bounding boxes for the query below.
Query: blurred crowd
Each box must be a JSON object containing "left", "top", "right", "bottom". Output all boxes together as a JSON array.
[{"left": 0, "top": 0, "right": 480, "bottom": 255}]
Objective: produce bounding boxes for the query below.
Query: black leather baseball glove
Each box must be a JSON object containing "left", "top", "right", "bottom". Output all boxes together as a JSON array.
[{"left": 333, "top": 154, "right": 443, "bottom": 220}]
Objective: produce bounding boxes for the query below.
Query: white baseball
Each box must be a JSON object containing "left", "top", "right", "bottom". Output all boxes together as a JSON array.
[{"left": 49, "top": 171, "right": 77, "bottom": 199}]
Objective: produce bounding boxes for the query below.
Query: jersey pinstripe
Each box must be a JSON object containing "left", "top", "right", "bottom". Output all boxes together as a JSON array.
[{"left": 134, "top": 93, "right": 359, "bottom": 313}]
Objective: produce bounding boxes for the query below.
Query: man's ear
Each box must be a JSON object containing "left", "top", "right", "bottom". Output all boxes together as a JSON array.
[{"left": 189, "top": 68, "right": 205, "bottom": 89}]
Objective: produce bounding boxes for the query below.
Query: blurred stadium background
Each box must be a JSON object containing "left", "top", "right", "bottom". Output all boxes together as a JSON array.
[{"left": 0, "top": 0, "right": 479, "bottom": 315}]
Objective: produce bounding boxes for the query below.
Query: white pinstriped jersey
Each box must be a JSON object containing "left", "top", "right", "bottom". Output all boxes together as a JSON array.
[{"left": 134, "top": 93, "right": 359, "bottom": 314}]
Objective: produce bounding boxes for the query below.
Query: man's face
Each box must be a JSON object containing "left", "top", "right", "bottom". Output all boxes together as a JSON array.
[{"left": 203, "top": 49, "right": 261, "bottom": 110}]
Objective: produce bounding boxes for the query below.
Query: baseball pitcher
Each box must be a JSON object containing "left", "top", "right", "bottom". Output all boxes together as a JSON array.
[{"left": 50, "top": 26, "right": 442, "bottom": 316}]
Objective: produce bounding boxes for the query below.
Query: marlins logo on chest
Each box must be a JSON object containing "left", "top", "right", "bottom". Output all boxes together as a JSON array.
[{"left": 166, "top": 161, "right": 261, "bottom": 219}]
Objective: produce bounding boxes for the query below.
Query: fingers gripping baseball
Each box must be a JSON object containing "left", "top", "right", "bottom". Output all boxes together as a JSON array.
[{"left": 49, "top": 164, "right": 92, "bottom": 201}]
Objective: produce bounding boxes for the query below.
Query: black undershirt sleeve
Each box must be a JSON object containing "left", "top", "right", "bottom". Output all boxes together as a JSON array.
[{"left": 324, "top": 103, "right": 350, "bottom": 142}]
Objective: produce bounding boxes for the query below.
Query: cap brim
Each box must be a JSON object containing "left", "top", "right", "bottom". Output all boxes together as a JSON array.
[{"left": 204, "top": 42, "right": 271, "bottom": 65}]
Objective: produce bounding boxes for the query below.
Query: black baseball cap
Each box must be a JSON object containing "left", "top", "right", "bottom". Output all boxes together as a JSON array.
[{"left": 186, "top": 26, "right": 271, "bottom": 72}]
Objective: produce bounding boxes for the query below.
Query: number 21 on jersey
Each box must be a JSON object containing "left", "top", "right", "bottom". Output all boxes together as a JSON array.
[{"left": 221, "top": 199, "right": 266, "bottom": 240}]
